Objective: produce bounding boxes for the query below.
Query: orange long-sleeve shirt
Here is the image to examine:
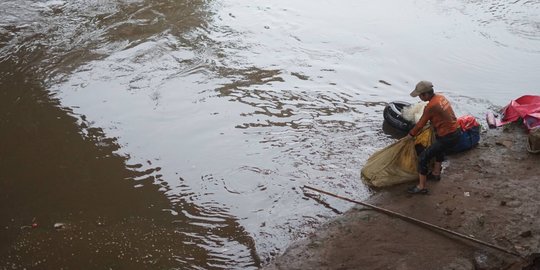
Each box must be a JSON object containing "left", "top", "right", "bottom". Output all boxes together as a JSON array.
[{"left": 409, "top": 94, "right": 459, "bottom": 137}]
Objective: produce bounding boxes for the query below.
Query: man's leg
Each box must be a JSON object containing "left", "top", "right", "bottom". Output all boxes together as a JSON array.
[
  {"left": 418, "top": 173, "right": 427, "bottom": 189},
  {"left": 432, "top": 161, "right": 442, "bottom": 176},
  {"left": 432, "top": 130, "right": 461, "bottom": 177},
  {"left": 416, "top": 140, "right": 443, "bottom": 188}
]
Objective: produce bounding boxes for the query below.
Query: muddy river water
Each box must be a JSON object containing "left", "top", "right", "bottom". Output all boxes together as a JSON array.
[{"left": 1, "top": 0, "right": 539, "bottom": 268}]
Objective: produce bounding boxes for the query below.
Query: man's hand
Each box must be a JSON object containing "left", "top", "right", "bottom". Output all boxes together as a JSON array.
[{"left": 405, "top": 133, "right": 414, "bottom": 140}]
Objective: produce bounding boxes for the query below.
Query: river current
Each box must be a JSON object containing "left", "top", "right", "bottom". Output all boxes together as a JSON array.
[{"left": 1, "top": 0, "right": 539, "bottom": 268}]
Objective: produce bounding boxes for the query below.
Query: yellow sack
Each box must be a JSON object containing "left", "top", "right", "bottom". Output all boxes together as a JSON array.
[
  {"left": 414, "top": 127, "right": 433, "bottom": 148},
  {"left": 361, "top": 128, "right": 434, "bottom": 187}
]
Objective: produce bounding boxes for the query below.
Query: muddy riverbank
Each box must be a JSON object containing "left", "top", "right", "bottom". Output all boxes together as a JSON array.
[{"left": 265, "top": 125, "right": 540, "bottom": 270}]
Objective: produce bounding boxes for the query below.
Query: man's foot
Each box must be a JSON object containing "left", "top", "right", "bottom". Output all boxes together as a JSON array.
[
  {"left": 427, "top": 173, "right": 441, "bottom": 181},
  {"left": 407, "top": 186, "right": 428, "bottom": 195}
]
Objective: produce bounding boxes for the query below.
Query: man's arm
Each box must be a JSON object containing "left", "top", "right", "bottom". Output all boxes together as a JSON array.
[{"left": 409, "top": 106, "right": 430, "bottom": 136}]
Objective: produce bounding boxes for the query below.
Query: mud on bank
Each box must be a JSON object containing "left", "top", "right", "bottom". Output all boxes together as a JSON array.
[{"left": 265, "top": 125, "right": 540, "bottom": 270}]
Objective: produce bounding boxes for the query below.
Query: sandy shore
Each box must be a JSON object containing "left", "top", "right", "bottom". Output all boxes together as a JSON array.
[{"left": 265, "top": 125, "right": 540, "bottom": 270}]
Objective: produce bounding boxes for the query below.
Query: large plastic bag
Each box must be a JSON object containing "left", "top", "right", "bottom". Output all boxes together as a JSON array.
[
  {"left": 361, "top": 127, "right": 434, "bottom": 188},
  {"left": 499, "top": 95, "right": 540, "bottom": 131}
]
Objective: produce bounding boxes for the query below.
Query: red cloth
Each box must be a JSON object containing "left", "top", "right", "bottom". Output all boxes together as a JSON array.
[
  {"left": 500, "top": 95, "right": 540, "bottom": 131},
  {"left": 457, "top": 115, "right": 479, "bottom": 131}
]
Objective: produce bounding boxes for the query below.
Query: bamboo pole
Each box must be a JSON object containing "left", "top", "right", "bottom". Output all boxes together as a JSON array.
[{"left": 303, "top": 185, "right": 523, "bottom": 258}]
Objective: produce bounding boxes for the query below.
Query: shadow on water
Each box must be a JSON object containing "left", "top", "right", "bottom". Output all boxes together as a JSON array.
[
  {"left": 382, "top": 120, "right": 408, "bottom": 139},
  {"left": 0, "top": 0, "right": 260, "bottom": 268}
]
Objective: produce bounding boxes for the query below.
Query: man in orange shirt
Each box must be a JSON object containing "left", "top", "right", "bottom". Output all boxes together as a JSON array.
[{"left": 406, "top": 81, "right": 461, "bottom": 194}]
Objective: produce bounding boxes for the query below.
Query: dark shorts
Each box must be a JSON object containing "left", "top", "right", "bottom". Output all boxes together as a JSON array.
[{"left": 418, "top": 128, "right": 462, "bottom": 175}]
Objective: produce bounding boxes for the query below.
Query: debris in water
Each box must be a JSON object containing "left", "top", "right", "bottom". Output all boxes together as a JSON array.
[
  {"left": 378, "top": 80, "right": 391, "bottom": 86},
  {"left": 54, "top": 223, "right": 66, "bottom": 230}
]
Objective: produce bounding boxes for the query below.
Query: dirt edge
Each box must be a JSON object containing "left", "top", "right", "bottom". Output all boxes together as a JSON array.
[{"left": 264, "top": 126, "right": 540, "bottom": 270}]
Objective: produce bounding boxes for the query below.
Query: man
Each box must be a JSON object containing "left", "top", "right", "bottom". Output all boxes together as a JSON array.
[{"left": 406, "top": 81, "right": 461, "bottom": 194}]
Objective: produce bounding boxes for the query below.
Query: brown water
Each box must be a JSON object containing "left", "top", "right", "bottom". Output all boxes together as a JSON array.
[{"left": 1, "top": 0, "right": 539, "bottom": 268}]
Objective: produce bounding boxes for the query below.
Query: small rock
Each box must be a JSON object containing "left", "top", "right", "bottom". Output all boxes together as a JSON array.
[
  {"left": 520, "top": 230, "right": 532, "bottom": 238},
  {"left": 476, "top": 216, "right": 485, "bottom": 227},
  {"left": 500, "top": 201, "right": 507, "bottom": 206},
  {"left": 495, "top": 140, "right": 513, "bottom": 148},
  {"left": 474, "top": 251, "right": 507, "bottom": 270},
  {"left": 506, "top": 200, "right": 522, "bottom": 208}
]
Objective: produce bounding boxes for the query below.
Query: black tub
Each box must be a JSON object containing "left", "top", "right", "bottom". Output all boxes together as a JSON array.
[{"left": 383, "top": 101, "right": 415, "bottom": 132}]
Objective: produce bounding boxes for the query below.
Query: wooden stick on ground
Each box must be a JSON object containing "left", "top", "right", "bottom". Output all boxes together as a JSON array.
[{"left": 303, "top": 185, "right": 523, "bottom": 258}]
